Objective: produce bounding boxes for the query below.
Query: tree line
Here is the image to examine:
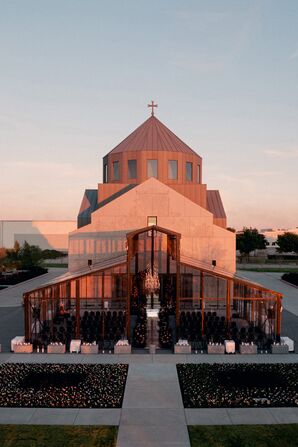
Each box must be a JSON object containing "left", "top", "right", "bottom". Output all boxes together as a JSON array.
[
  {"left": 236, "top": 228, "right": 298, "bottom": 258},
  {"left": 0, "top": 241, "right": 66, "bottom": 272}
]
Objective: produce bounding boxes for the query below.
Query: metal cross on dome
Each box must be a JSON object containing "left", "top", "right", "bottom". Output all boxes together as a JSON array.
[{"left": 148, "top": 100, "right": 158, "bottom": 116}]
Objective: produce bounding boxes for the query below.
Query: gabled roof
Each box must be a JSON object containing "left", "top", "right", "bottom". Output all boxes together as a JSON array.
[
  {"left": 108, "top": 115, "right": 198, "bottom": 156},
  {"left": 77, "top": 189, "right": 98, "bottom": 229},
  {"left": 24, "top": 250, "right": 282, "bottom": 298},
  {"left": 206, "top": 190, "right": 226, "bottom": 219}
]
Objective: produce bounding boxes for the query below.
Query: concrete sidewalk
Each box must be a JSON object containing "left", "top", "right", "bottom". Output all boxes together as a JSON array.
[
  {"left": 237, "top": 270, "right": 298, "bottom": 316},
  {"left": 117, "top": 362, "right": 189, "bottom": 447},
  {"left": 0, "top": 268, "right": 67, "bottom": 307}
]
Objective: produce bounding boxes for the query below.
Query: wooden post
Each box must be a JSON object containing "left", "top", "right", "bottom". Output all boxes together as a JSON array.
[
  {"left": 41, "top": 290, "right": 47, "bottom": 322},
  {"left": 176, "top": 236, "right": 181, "bottom": 329},
  {"left": 226, "top": 279, "right": 231, "bottom": 332},
  {"left": 276, "top": 295, "right": 282, "bottom": 338},
  {"left": 24, "top": 293, "right": 30, "bottom": 341},
  {"left": 75, "top": 280, "right": 80, "bottom": 339},
  {"left": 102, "top": 272, "right": 105, "bottom": 342},
  {"left": 50, "top": 288, "right": 54, "bottom": 340},
  {"left": 126, "top": 237, "right": 131, "bottom": 340},
  {"left": 166, "top": 236, "right": 170, "bottom": 275},
  {"left": 251, "top": 298, "right": 255, "bottom": 326},
  {"left": 201, "top": 272, "right": 205, "bottom": 336}
]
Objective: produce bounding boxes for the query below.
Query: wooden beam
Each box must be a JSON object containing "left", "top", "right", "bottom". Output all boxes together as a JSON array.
[
  {"left": 226, "top": 279, "right": 231, "bottom": 325},
  {"left": 201, "top": 272, "right": 205, "bottom": 336},
  {"left": 75, "top": 280, "right": 80, "bottom": 339},
  {"left": 126, "top": 238, "right": 131, "bottom": 340},
  {"left": 175, "top": 236, "right": 181, "bottom": 330},
  {"left": 276, "top": 296, "right": 282, "bottom": 338},
  {"left": 24, "top": 293, "right": 30, "bottom": 341}
]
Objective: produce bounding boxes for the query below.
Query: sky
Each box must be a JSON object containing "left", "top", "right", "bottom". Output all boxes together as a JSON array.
[{"left": 0, "top": 0, "right": 297, "bottom": 230}]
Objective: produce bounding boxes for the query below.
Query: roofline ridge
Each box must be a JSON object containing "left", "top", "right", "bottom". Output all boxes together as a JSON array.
[{"left": 106, "top": 114, "right": 200, "bottom": 156}]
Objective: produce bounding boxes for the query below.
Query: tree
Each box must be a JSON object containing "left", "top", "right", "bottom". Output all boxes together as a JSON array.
[
  {"left": 4, "top": 244, "right": 21, "bottom": 269},
  {"left": 14, "top": 240, "right": 20, "bottom": 254},
  {"left": 236, "top": 228, "right": 267, "bottom": 259},
  {"left": 0, "top": 247, "right": 7, "bottom": 272},
  {"left": 276, "top": 232, "right": 298, "bottom": 254},
  {"left": 227, "top": 227, "right": 236, "bottom": 233},
  {"left": 42, "top": 249, "right": 66, "bottom": 259},
  {"left": 18, "top": 241, "right": 43, "bottom": 269}
]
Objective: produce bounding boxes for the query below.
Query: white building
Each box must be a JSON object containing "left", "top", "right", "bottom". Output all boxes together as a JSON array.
[
  {"left": 261, "top": 227, "right": 298, "bottom": 254},
  {"left": 0, "top": 220, "right": 76, "bottom": 252}
]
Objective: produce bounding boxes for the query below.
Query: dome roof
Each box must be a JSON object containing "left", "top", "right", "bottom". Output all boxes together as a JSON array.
[{"left": 108, "top": 116, "right": 197, "bottom": 155}]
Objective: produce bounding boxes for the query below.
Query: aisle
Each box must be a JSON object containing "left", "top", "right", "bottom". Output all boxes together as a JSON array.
[{"left": 117, "top": 362, "right": 190, "bottom": 447}]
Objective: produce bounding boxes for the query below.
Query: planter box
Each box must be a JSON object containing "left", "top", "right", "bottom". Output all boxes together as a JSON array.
[
  {"left": 14, "top": 344, "right": 33, "bottom": 353},
  {"left": 70, "top": 339, "right": 81, "bottom": 353},
  {"left": 271, "top": 344, "right": 289, "bottom": 354},
  {"left": 208, "top": 345, "right": 225, "bottom": 354},
  {"left": 281, "top": 336, "right": 294, "bottom": 352},
  {"left": 114, "top": 344, "right": 131, "bottom": 354},
  {"left": 225, "top": 340, "right": 236, "bottom": 354},
  {"left": 47, "top": 344, "right": 66, "bottom": 354},
  {"left": 81, "top": 344, "right": 98, "bottom": 354},
  {"left": 11, "top": 336, "right": 25, "bottom": 352},
  {"left": 240, "top": 344, "right": 257, "bottom": 355},
  {"left": 175, "top": 345, "right": 191, "bottom": 354}
]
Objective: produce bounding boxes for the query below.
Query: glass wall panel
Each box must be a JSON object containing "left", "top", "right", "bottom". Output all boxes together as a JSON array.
[
  {"left": 186, "top": 162, "right": 193, "bottom": 181},
  {"left": 103, "top": 164, "right": 108, "bottom": 183},
  {"left": 128, "top": 159, "right": 137, "bottom": 179},
  {"left": 168, "top": 160, "right": 178, "bottom": 180},
  {"left": 147, "top": 159, "right": 158, "bottom": 178},
  {"left": 197, "top": 164, "right": 200, "bottom": 183},
  {"left": 113, "top": 161, "right": 120, "bottom": 180}
]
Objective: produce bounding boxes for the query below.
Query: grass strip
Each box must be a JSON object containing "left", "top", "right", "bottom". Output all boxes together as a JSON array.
[
  {"left": 188, "top": 424, "right": 298, "bottom": 447},
  {"left": 0, "top": 425, "right": 117, "bottom": 447}
]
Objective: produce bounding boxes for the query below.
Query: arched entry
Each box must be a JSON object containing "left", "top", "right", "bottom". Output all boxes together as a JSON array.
[{"left": 126, "top": 225, "right": 181, "bottom": 348}]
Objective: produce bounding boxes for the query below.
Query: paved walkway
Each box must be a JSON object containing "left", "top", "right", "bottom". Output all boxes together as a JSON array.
[
  {"left": 0, "top": 268, "right": 67, "bottom": 307},
  {"left": 0, "top": 353, "right": 298, "bottom": 447},
  {"left": 237, "top": 270, "right": 298, "bottom": 316}
]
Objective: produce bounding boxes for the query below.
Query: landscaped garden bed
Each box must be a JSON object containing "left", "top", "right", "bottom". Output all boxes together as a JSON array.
[
  {"left": 282, "top": 272, "right": 298, "bottom": 287},
  {"left": 177, "top": 363, "right": 298, "bottom": 408},
  {"left": 0, "top": 363, "right": 128, "bottom": 408},
  {"left": 0, "top": 266, "right": 48, "bottom": 286}
]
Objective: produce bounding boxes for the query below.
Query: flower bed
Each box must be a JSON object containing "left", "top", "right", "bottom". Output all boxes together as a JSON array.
[
  {"left": 0, "top": 363, "right": 128, "bottom": 408},
  {"left": 177, "top": 363, "right": 298, "bottom": 408}
]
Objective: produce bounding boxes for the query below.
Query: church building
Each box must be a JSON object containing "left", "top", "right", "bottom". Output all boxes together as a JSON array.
[
  {"left": 23, "top": 103, "right": 282, "bottom": 352},
  {"left": 70, "top": 102, "right": 234, "bottom": 274}
]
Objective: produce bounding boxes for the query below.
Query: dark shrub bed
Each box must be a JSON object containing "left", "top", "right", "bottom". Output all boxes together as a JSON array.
[
  {"left": 0, "top": 363, "right": 128, "bottom": 408},
  {"left": 282, "top": 272, "right": 298, "bottom": 286},
  {"left": 0, "top": 267, "right": 48, "bottom": 285},
  {"left": 177, "top": 363, "right": 298, "bottom": 408}
]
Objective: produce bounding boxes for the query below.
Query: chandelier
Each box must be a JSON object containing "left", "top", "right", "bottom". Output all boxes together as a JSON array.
[{"left": 144, "top": 264, "right": 160, "bottom": 294}]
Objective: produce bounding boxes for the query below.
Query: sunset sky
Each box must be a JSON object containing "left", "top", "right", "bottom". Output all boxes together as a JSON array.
[{"left": 1, "top": 1, "right": 297, "bottom": 230}]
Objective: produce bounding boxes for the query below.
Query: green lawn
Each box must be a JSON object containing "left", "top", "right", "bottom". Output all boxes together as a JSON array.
[
  {"left": 189, "top": 425, "right": 298, "bottom": 447},
  {"left": 0, "top": 425, "right": 117, "bottom": 447}
]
